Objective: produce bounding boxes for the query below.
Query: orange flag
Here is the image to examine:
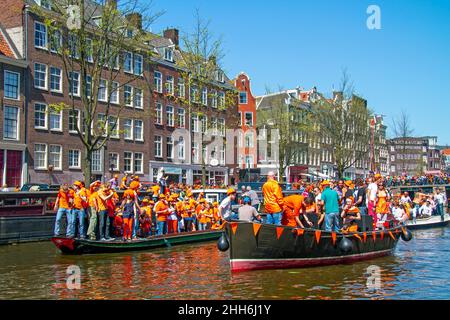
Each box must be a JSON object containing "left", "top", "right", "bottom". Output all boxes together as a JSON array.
[
  {"left": 331, "top": 232, "right": 337, "bottom": 246},
  {"left": 372, "top": 231, "right": 377, "bottom": 241},
  {"left": 315, "top": 230, "right": 321, "bottom": 244},
  {"left": 276, "top": 227, "right": 284, "bottom": 240},
  {"left": 380, "top": 231, "right": 384, "bottom": 241},
  {"left": 296, "top": 229, "right": 305, "bottom": 236},
  {"left": 388, "top": 231, "right": 396, "bottom": 240},
  {"left": 253, "top": 223, "right": 262, "bottom": 237},
  {"left": 353, "top": 233, "right": 362, "bottom": 242},
  {"left": 363, "top": 232, "right": 367, "bottom": 243},
  {"left": 231, "top": 222, "right": 238, "bottom": 235}
]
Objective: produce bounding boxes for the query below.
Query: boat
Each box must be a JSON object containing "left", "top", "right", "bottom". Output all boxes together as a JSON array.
[
  {"left": 52, "top": 230, "right": 223, "bottom": 255},
  {"left": 218, "top": 221, "right": 411, "bottom": 272},
  {"left": 406, "top": 214, "right": 450, "bottom": 230}
]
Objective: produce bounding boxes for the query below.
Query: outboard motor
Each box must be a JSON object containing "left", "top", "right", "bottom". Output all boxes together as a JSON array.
[
  {"left": 339, "top": 237, "right": 353, "bottom": 254},
  {"left": 217, "top": 232, "right": 229, "bottom": 252},
  {"left": 401, "top": 228, "right": 413, "bottom": 242}
]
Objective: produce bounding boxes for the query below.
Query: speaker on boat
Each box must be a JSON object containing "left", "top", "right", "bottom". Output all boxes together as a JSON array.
[
  {"left": 217, "top": 232, "right": 229, "bottom": 251},
  {"left": 339, "top": 236, "right": 353, "bottom": 254},
  {"left": 401, "top": 228, "right": 413, "bottom": 242}
]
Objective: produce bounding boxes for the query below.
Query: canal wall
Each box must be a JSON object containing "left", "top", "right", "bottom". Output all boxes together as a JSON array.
[{"left": 0, "top": 216, "right": 58, "bottom": 245}]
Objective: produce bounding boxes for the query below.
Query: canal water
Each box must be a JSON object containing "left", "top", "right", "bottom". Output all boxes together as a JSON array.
[{"left": 1, "top": 227, "right": 450, "bottom": 300}]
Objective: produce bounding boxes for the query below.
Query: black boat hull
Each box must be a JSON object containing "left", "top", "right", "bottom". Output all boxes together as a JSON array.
[{"left": 226, "top": 222, "right": 402, "bottom": 272}]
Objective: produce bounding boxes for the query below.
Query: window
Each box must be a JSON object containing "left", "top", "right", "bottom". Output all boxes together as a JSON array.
[
  {"left": 97, "top": 113, "right": 106, "bottom": 136},
  {"left": 191, "top": 113, "right": 199, "bottom": 133},
  {"left": 200, "top": 115, "right": 208, "bottom": 134},
  {"left": 192, "top": 142, "right": 199, "bottom": 163},
  {"left": 190, "top": 86, "right": 199, "bottom": 103},
  {"left": 85, "top": 75, "right": 92, "bottom": 98},
  {"left": 239, "top": 92, "right": 248, "bottom": 104},
  {"left": 134, "top": 119, "right": 143, "bottom": 141},
  {"left": 177, "top": 78, "right": 185, "bottom": 98},
  {"left": 49, "top": 110, "right": 62, "bottom": 131},
  {"left": 4, "top": 71, "right": 20, "bottom": 100},
  {"left": 68, "top": 72, "right": 80, "bottom": 96},
  {"left": 202, "top": 87, "right": 208, "bottom": 106},
  {"left": 124, "top": 152, "right": 132, "bottom": 173},
  {"left": 216, "top": 70, "right": 224, "bottom": 83},
  {"left": 34, "top": 103, "right": 47, "bottom": 129},
  {"left": 3, "top": 106, "right": 19, "bottom": 140},
  {"left": 50, "top": 67, "right": 62, "bottom": 93},
  {"left": 220, "top": 146, "right": 225, "bottom": 165},
  {"left": 166, "top": 136, "right": 173, "bottom": 159},
  {"left": 134, "top": 88, "right": 143, "bottom": 109},
  {"left": 37, "top": 0, "right": 52, "bottom": 10},
  {"left": 91, "top": 149, "right": 102, "bottom": 172},
  {"left": 245, "top": 132, "right": 254, "bottom": 148},
  {"left": 109, "top": 153, "right": 119, "bottom": 171},
  {"left": 124, "top": 51, "right": 133, "bottom": 73},
  {"left": 177, "top": 108, "right": 185, "bottom": 128},
  {"left": 134, "top": 153, "right": 143, "bottom": 173},
  {"left": 177, "top": 137, "right": 185, "bottom": 160},
  {"left": 110, "top": 82, "right": 119, "bottom": 104},
  {"left": 34, "top": 144, "right": 47, "bottom": 169},
  {"left": 69, "top": 109, "right": 80, "bottom": 133},
  {"left": 124, "top": 119, "right": 133, "bottom": 140},
  {"left": 68, "top": 33, "right": 78, "bottom": 58},
  {"left": 50, "top": 29, "right": 62, "bottom": 53},
  {"left": 134, "top": 54, "right": 143, "bottom": 76},
  {"left": 68, "top": 150, "right": 81, "bottom": 169},
  {"left": 166, "top": 106, "right": 174, "bottom": 127},
  {"left": 86, "top": 38, "right": 93, "bottom": 63},
  {"left": 49, "top": 145, "right": 62, "bottom": 170},
  {"left": 166, "top": 75, "right": 174, "bottom": 95},
  {"left": 124, "top": 85, "right": 132, "bottom": 106},
  {"left": 98, "top": 79, "right": 107, "bottom": 102},
  {"left": 155, "top": 103, "right": 163, "bottom": 125},
  {"left": 154, "top": 71, "right": 162, "bottom": 93},
  {"left": 218, "top": 118, "right": 225, "bottom": 136},
  {"left": 154, "top": 135, "right": 162, "bottom": 157},
  {"left": 34, "top": 63, "right": 47, "bottom": 90},
  {"left": 108, "top": 116, "right": 119, "bottom": 138},
  {"left": 245, "top": 112, "right": 253, "bottom": 126},
  {"left": 211, "top": 117, "right": 218, "bottom": 135},
  {"left": 164, "top": 47, "right": 173, "bottom": 61},
  {"left": 218, "top": 91, "right": 225, "bottom": 107},
  {"left": 211, "top": 90, "right": 217, "bottom": 108},
  {"left": 34, "top": 22, "right": 47, "bottom": 49}
]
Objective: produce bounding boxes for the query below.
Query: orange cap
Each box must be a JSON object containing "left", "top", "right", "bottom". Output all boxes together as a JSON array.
[{"left": 227, "top": 188, "right": 236, "bottom": 195}]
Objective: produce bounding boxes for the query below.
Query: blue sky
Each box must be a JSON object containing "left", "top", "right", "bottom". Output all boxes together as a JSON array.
[{"left": 148, "top": 0, "right": 450, "bottom": 145}]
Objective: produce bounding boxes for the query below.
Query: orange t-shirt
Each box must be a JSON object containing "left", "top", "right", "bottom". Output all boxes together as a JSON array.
[
  {"left": 89, "top": 191, "right": 98, "bottom": 208},
  {"left": 282, "top": 195, "right": 305, "bottom": 227},
  {"left": 129, "top": 181, "right": 140, "bottom": 191},
  {"left": 73, "top": 188, "right": 87, "bottom": 210},
  {"left": 152, "top": 185, "right": 160, "bottom": 197},
  {"left": 97, "top": 189, "right": 110, "bottom": 211},
  {"left": 155, "top": 201, "right": 169, "bottom": 222},
  {"left": 262, "top": 179, "right": 284, "bottom": 214},
  {"left": 57, "top": 189, "right": 74, "bottom": 209}
]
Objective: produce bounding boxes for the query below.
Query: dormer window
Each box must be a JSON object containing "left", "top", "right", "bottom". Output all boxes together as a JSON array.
[
  {"left": 164, "top": 48, "right": 173, "bottom": 62},
  {"left": 126, "top": 29, "right": 134, "bottom": 38},
  {"left": 38, "top": 0, "right": 52, "bottom": 10},
  {"left": 216, "top": 70, "right": 224, "bottom": 83}
]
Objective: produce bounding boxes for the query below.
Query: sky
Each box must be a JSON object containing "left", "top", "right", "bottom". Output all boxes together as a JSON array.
[{"left": 147, "top": 0, "right": 450, "bottom": 145}]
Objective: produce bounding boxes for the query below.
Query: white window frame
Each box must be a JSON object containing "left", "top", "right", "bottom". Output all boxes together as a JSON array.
[
  {"left": 177, "top": 108, "right": 185, "bottom": 128},
  {"left": 133, "top": 87, "right": 143, "bottom": 109},
  {"left": 3, "top": 106, "right": 20, "bottom": 141},
  {"left": 134, "top": 152, "right": 144, "bottom": 174},
  {"left": 239, "top": 92, "right": 248, "bottom": 104},
  {"left": 155, "top": 103, "right": 163, "bottom": 125},
  {"left": 164, "top": 47, "right": 173, "bottom": 62},
  {"left": 124, "top": 85, "right": 133, "bottom": 107},
  {"left": 34, "top": 63, "right": 48, "bottom": 90},
  {"left": 98, "top": 79, "right": 108, "bottom": 102},
  {"left": 124, "top": 118, "right": 133, "bottom": 140},
  {"left": 108, "top": 116, "right": 119, "bottom": 139},
  {"left": 177, "top": 136, "right": 185, "bottom": 160},
  {"left": 49, "top": 109, "right": 63, "bottom": 132},
  {"left": 154, "top": 71, "right": 162, "bottom": 93},
  {"left": 177, "top": 78, "right": 185, "bottom": 98},
  {"left": 166, "top": 105, "right": 174, "bottom": 127},
  {"left": 134, "top": 53, "right": 143, "bottom": 76},
  {"left": 109, "top": 152, "right": 120, "bottom": 172},
  {"left": 34, "top": 143, "right": 48, "bottom": 170},
  {"left": 69, "top": 71, "right": 80, "bottom": 97},
  {"left": 34, "top": 21, "right": 47, "bottom": 50},
  {"left": 68, "top": 149, "right": 81, "bottom": 169},
  {"left": 110, "top": 81, "right": 120, "bottom": 105},
  {"left": 202, "top": 87, "right": 208, "bottom": 106},
  {"left": 3, "top": 70, "right": 20, "bottom": 100},
  {"left": 68, "top": 109, "right": 81, "bottom": 133},
  {"left": 166, "top": 75, "right": 174, "bottom": 95},
  {"left": 166, "top": 136, "right": 174, "bottom": 159},
  {"left": 48, "top": 144, "right": 62, "bottom": 170},
  {"left": 124, "top": 51, "right": 133, "bottom": 73},
  {"left": 244, "top": 112, "right": 253, "bottom": 127},
  {"left": 133, "top": 119, "right": 144, "bottom": 141},
  {"left": 34, "top": 103, "right": 48, "bottom": 130},
  {"left": 154, "top": 135, "right": 162, "bottom": 158},
  {"left": 123, "top": 151, "right": 133, "bottom": 173},
  {"left": 49, "top": 66, "right": 62, "bottom": 93}
]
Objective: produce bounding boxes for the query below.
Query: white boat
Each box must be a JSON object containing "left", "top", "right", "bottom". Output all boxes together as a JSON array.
[{"left": 406, "top": 214, "right": 450, "bottom": 230}]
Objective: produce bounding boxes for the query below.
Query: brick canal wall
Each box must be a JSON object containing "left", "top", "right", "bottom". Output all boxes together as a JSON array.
[{"left": 0, "top": 215, "right": 60, "bottom": 244}]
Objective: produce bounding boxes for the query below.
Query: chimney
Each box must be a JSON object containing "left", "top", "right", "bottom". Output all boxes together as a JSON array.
[
  {"left": 163, "top": 28, "right": 179, "bottom": 46},
  {"left": 126, "top": 13, "right": 142, "bottom": 30}
]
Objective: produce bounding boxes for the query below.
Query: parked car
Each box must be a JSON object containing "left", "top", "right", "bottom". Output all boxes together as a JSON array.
[{"left": 20, "top": 183, "right": 60, "bottom": 192}]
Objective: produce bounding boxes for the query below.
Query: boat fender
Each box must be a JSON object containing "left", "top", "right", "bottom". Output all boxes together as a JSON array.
[
  {"left": 217, "top": 232, "right": 229, "bottom": 252},
  {"left": 400, "top": 228, "right": 413, "bottom": 242},
  {"left": 339, "top": 237, "right": 353, "bottom": 254}
]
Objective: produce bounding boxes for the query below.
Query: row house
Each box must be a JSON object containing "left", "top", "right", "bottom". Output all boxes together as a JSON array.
[
  {"left": 0, "top": 23, "right": 28, "bottom": 187},
  {"left": 0, "top": 0, "right": 238, "bottom": 185}
]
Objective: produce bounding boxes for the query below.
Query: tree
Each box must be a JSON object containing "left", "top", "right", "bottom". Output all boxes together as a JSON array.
[
  {"left": 391, "top": 109, "right": 414, "bottom": 174},
  {"left": 256, "top": 87, "right": 311, "bottom": 183},
  {"left": 32, "top": 0, "right": 162, "bottom": 183},
  {"left": 312, "top": 72, "right": 372, "bottom": 179},
  {"left": 175, "top": 10, "right": 238, "bottom": 188}
]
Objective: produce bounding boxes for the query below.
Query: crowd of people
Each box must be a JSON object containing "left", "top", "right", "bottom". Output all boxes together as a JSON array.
[{"left": 51, "top": 167, "right": 449, "bottom": 241}]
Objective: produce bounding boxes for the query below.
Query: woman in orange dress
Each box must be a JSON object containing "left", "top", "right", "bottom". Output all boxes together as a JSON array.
[{"left": 376, "top": 183, "right": 390, "bottom": 229}]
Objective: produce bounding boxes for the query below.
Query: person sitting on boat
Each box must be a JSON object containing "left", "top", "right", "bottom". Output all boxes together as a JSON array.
[
  {"left": 392, "top": 202, "right": 409, "bottom": 225},
  {"left": 155, "top": 194, "right": 169, "bottom": 235},
  {"left": 219, "top": 188, "right": 237, "bottom": 222},
  {"left": 262, "top": 171, "right": 284, "bottom": 225},
  {"left": 140, "top": 198, "right": 154, "bottom": 236},
  {"left": 281, "top": 194, "right": 314, "bottom": 228},
  {"left": 238, "top": 196, "right": 261, "bottom": 222},
  {"left": 341, "top": 198, "right": 361, "bottom": 233},
  {"left": 419, "top": 201, "right": 433, "bottom": 218}
]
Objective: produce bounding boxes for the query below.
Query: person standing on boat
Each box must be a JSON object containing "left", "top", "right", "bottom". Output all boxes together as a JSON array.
[
  {"left": 155, "top": 194, "right": 169, "bottom": 235},
  {"left": 157, "top": 168, "right": 168, "bottom": 195},
  {"left": 367, "top": 174, "right": 381, "bottom": 228},
  {"left": 281, "top": 194, "right": 314, "bottom": 228},
  {"left": 219, "top": 188, "right": 237, "bottom": 222},
  {"left": 434, "top": 188, "right": 445, "bottom": 221},
  {"left": 72, "top": 181, "right": 87, "bottom": 239},
  {"left": 87, "top": 181, "right": 101, "bottom": 240},
  {"left": 120, "top": 193, "right": 137, "bottom": 241},
  {"left": 320, "top": 180, "right": 341, "bottom": 232},
  {"left": 262, "top": 171, "right": 284, "bottom": 225},
  {"left": 97, "top": 183, "right": 115, "bottom": 241},
  {"left": 53, "top": 184, "right": 75, "bottom": 238},
  {"left": 246, "top": 186, "right": 261, "bottom": 212},
  {"left": 354, "top": 178, "right": 367, "bottom": 216},
  {"left": 109, "top": 174, "right": 120, "bottom": 190}
]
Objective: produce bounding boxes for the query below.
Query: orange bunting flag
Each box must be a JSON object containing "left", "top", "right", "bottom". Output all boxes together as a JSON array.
[
  {"left": 331, "top": 232, "right": 337, "bottom": 246},
  {"left": 353, "top": 233, "right": 362, "bottom": 242},
  {"left": 380, "top": 231, "right": 384, "bottom": 241},
  {"left": 388, "top": 231, "right": 396, "bottom": 240},
  {"left": 276, "top": 227, "right": 284, "bottom": 240},
  {"left": 372, "top": 231, "right": 377, "bottom": 241},
  {"left": 296, "top": 229, "right": 305, "bottom": 236},
  {"left": 253, "top": 223, "right": 262, "bottom": 237},
  {"left": 315, "top": 230, "right": 322, "bottom": 244},
  {"left": 363, "top": 232, "right": 367, "bottom": 243},
  {"left": 231, "top": 222, "right": 238, "bottom": 235}
]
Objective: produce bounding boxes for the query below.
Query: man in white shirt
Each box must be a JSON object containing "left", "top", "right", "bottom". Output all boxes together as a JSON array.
[
  {"left": 434, "top": 188, "right": 446, "bottom": 221},
  {"left": 219, "top": 188, "right": 237, "bottom": 221},
  {"left": 366, "top": 175, "right": 380, "bottom": 225},
  {"left": 419, "top": 201, "right": 433, "bottom": 218}
]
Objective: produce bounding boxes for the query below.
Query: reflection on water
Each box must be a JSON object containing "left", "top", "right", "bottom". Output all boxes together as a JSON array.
[{"left": 1, "top": 227, "right": 450, "bottom": 299}]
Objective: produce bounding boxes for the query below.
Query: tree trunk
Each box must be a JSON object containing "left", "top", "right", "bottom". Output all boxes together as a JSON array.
[
  {"left": 337, "top": 164, "right": 345, "bottom": 180},
  {"left": 83, "top": 149, "right": 93, "bottom": 185}
]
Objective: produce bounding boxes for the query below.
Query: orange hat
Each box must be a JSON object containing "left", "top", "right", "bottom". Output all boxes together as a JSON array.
[
  {"left": 199, "top": 198, "right": 206, "bottom": 203},
  {"left": 321, "top": 180, "right": 330, "bottom": 186},
  {"left": 345, "top": 180, "right": 353, "bottom": 187},
  {"left": 187, "top": 192, "right": 193, "bottom": 197},
  {"left": 133, "top": 175, "right": 140, "bottom": 181},
  {"left": 374, "top": 174, "right": 382, "bottom": 180},
  {"left": 142, "top": 198, "right": 149, "bottom": 204},
  {"left": 149, "top": 200, "right": 155, "bottom": 205},
  {"left": 227, "top": 188, "right": 236, "bottom": 195},
  {"left": 213, "top": 202, "right": 218, "bottom": 206},
  {"left": 159, "top": 194, "right": 166, "bottom": 199},
  {"left": 124, "top": 189, "right": 135, "bottom": 199},
  {"left": 73, "top": 181, "right": 82, "bottom": 187}
]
